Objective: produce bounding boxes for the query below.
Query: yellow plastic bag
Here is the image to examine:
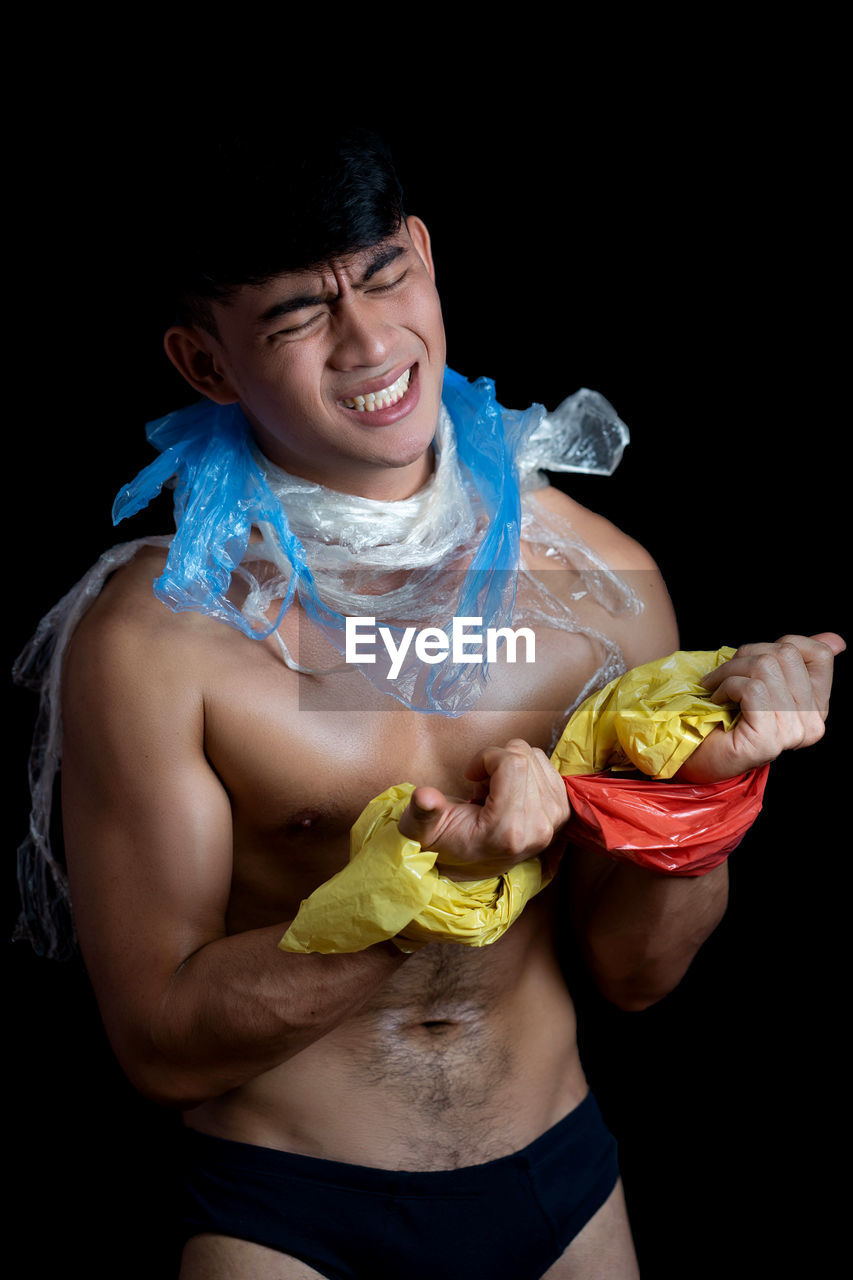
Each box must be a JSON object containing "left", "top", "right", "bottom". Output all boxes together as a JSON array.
[
  {"left": 279, "top": 648, "right": 740, "bottom": 954},
  {"left": 550, "top": 647, "right": 738, "bottom": 780},
  {"left": 279, "top": 783, "right": 550, "bottom": 954}
]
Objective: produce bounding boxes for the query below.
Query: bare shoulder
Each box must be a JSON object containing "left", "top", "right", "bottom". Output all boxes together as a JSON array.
[
  {"left": 531, "top": 485, "right": 661, "bottom": 572},
  {"left": 64, "top": 543, "right": 213, "bottom": 713},
  {"left": 529, "top": 485, "right": 680, "bottom": 666},
  {"left": 69, "top": 542, "right": 191, "bottom": 652},
  {"left": 61, "top": 542, "right": 224, "bottom": 850}
]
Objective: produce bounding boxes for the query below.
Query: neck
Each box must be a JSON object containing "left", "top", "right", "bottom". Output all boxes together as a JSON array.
[
  {"left": 280, "top": 451, "right": 436, "bottom": 502},
  {"left": 247, "top": 430, "right": 436, "bottom": 503}
]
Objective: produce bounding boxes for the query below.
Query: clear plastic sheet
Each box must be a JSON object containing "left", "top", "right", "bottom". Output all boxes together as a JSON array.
[{"left": 516, "top": 385, "right": 630, "bottom": 480}]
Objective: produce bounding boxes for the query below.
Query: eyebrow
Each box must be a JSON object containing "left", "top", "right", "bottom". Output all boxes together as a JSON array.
[
  {"left": 256, "top": 244, "right": 408, "bottom": 327},
  {"left": 362, "top": 244, "right": 406, "bottom": 281}
]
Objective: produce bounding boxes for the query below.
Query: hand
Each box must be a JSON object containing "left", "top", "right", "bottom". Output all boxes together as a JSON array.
[
  {"left": 398, "top": 739, "right": 571, "bottom": 878},
  {"left": 677, "top": 632, "right": 845, "bottom": 782}
]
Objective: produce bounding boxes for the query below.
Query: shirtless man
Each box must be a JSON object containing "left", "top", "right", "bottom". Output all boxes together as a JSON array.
[{"left": 43, "top": 129, "right": 841, "bottom": 1278}]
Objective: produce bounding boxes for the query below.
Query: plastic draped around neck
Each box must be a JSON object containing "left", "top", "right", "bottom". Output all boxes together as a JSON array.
[
  {"left": 14, "top": 368, "right": 639, "bottom": 957},
  {"left": 111, "top": 367, "right": 636, "bottom": 717}
]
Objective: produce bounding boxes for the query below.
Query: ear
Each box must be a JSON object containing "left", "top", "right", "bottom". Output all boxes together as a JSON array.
[
  {"left": 406, "top": 216, "right": 436, "bottom": 283},
  {"left": 163, "top": 325, "right": 241, "bottom": 405}
]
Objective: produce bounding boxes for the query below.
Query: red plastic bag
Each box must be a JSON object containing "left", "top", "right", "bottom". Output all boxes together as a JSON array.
[{"left": 562, "top": 765, "right": 770, "bottom": 876}]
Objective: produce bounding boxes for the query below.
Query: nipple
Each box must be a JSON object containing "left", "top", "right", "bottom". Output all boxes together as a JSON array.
[{"left": 288, "top": 808, "right": 324, "bottom": 832}]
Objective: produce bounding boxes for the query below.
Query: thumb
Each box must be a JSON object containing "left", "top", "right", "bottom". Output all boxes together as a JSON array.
[
  {"left": 398, "top": 786, "right": 451, "bottom": 841},
  {"left": 810, "top": 631, "right": 846, "bottom": 656}
]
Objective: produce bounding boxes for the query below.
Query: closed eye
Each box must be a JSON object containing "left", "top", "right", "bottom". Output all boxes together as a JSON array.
[
  {"left": 271, "top": 312, "right": 325, "bottom": 338},
  {"left": 367, "top": 269, "right": 409, "bottom": 294},
  {"left": 270, "top": 264, "right": 409, "bottom": 336}
]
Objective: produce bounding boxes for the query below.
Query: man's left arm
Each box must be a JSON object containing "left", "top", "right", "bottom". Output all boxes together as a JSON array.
[
  {"left": 401, "top": 490, "right": 843, "bottom": 1007},
  {"left": 540, "top": 490, "right": 845, "bottom": 1007},
  {"left": 567, "top": 630, "right": 844, "bottom": 1009}
]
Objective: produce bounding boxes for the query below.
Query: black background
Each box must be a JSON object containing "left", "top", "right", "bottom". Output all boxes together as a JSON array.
[{"left": 9, "top": 62, "right": 848, "bottom": 1278}]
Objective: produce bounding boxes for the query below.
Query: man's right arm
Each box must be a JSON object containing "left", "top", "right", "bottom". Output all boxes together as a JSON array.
[{"left": 61, "top": 598, "right": 407, "bottom": 1110}]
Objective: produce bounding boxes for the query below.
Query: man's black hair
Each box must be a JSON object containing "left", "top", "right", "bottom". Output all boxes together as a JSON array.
[{"left": 170, "top": 127, "right": 406, "bottom": 336}]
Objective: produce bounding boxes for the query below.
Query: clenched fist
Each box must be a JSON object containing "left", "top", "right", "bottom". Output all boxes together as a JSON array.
[
  {"left": 398, "top": 739, "right": 570, "bottom": 878},
  {"left": 678, "top": 632, "right": 844, "bottom": 783}
]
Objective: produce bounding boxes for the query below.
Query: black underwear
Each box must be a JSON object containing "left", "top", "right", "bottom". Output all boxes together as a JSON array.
[{"left": 180, "top": 1091, "right": 620, "bottom": 1280}]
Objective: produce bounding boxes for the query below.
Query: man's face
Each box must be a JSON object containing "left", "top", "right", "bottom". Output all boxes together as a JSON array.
[{"left": 181, "top": 217, "right": 446, "bottom": 500}]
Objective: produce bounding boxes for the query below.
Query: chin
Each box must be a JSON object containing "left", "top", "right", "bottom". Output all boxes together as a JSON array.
[{"left": 379, "top": 428, "right": 436, "bottom": 471}]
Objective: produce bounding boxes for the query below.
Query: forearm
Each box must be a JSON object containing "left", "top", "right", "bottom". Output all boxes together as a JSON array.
[
  {"left": 569, "top": 850, "right": 728, "bottom": 1011},
  {"left": 116, "top": 925, "right": 408, "bottom": 1107}
]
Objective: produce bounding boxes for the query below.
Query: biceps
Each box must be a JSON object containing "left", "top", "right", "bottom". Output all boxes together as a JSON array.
[{"left": 61, "top": 732, "right": 234, "bottom": 1031}]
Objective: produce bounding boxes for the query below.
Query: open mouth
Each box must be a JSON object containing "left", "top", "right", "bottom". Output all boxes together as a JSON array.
[{"left": 341, "top": 367, "right": 412, "bottom": 413}]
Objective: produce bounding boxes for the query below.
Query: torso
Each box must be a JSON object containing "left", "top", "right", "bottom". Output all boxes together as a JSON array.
[
  {"left": 65, "top": 486, "right": 673, "bottom": 1172},
  {"left": 184, "top": 544, "right": 604, "bottom": 1167}
]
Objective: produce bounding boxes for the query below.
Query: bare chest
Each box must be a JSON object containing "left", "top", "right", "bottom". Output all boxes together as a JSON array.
[{"left": 199, "top": 613, "right": 602, "bottom": 930}]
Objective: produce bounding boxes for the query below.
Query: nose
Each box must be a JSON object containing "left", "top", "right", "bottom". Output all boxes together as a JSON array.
[{"left": 329, "top": 295, "right": 392, "bottom": 371}]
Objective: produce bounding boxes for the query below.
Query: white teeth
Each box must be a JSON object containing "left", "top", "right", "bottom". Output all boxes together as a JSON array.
[{"left": 342, "top": 367, "right": 411, "bottom": 411}]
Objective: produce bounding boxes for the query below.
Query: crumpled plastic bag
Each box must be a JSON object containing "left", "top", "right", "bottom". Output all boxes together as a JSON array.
[
  {"left": 562, "top": 767, "right": 768, "bottom": 875},
  {"left": 551, "top": 646, "right": 769, "bottom": 875},
  {"left": 279, "top": 648, "right": 766, "bottom": 952},
  {"left": 279, "top": 783, "right": 550, "bottom": 954},
  {"left": 550, "top": 647, "right": 739, "bottom": 779}
]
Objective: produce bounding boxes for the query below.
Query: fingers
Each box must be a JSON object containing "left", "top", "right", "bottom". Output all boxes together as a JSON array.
[
  {"left": 676, "top": 634, "right": 843, "bottom": 782},
  {"left": 399, "top": 739, "right": 569, "bottom": 876},
  {"left": 696, "top": 634, "right": 835, "bottom": 706},
  {"left": 468, "top": 739, "right": 570, "bottom": 852},
  {"left": 703, "top": 635, "right": 840, "bottom": 721},
  {"left": 793, "top": 633, "right": 845, "bottom": 718}
]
